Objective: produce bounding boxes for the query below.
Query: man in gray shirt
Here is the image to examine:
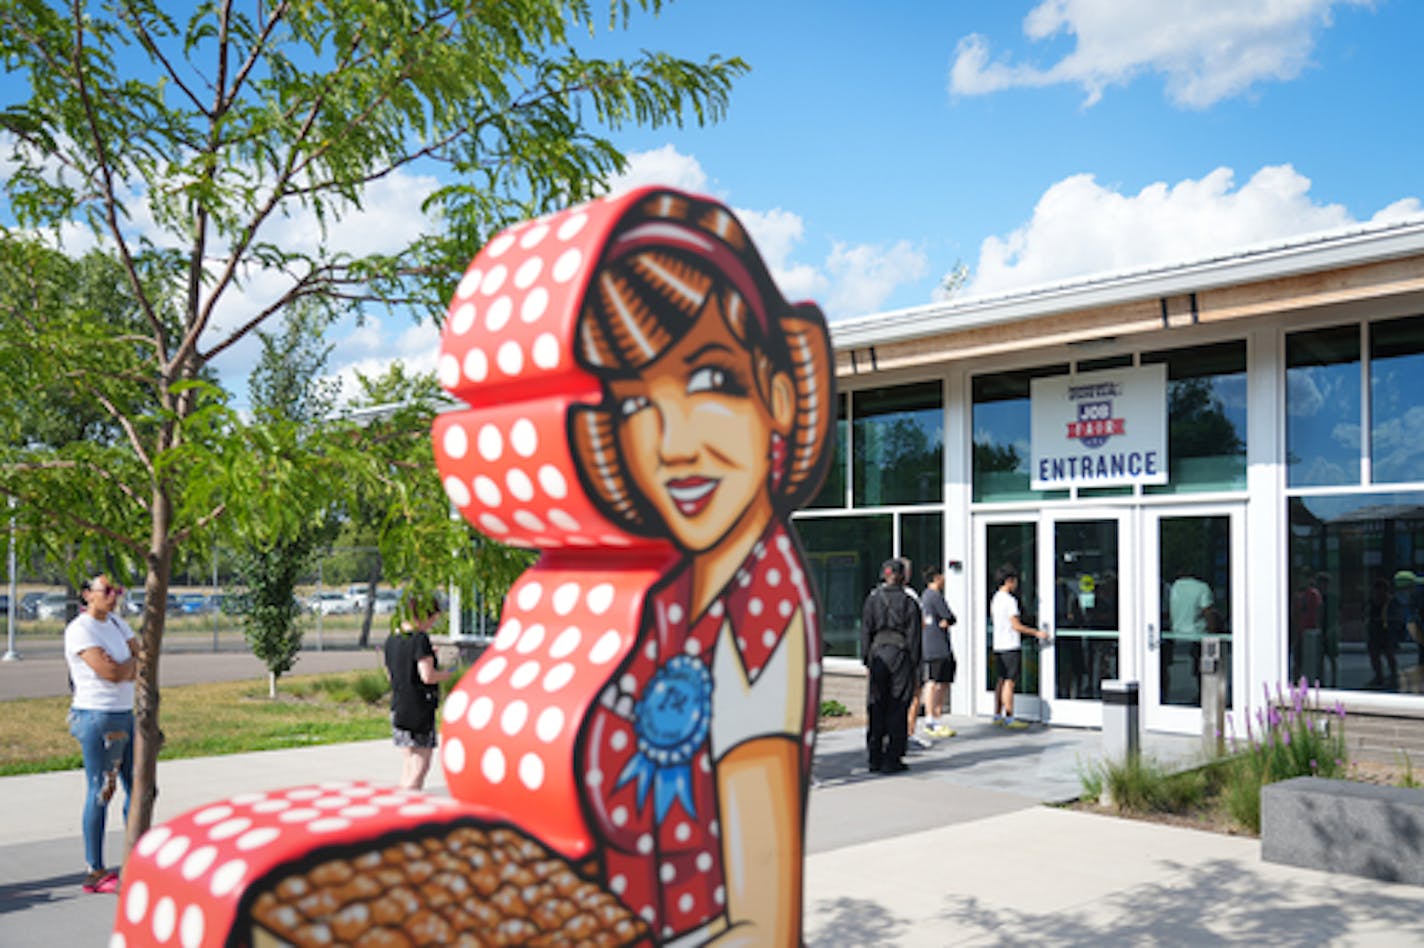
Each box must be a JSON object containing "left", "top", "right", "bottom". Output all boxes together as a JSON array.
[{"left": 919, "top": 565, "right": 957, "bottom": 738}]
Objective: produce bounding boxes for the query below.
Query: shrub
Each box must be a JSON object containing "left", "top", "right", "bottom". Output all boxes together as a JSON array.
[
  {"left": 353, "top": 671, "right": 391, "bottom": 705},
  {"left": 1223, "top": 678, "right": 1347, "bottom": 833},
  {"left": 819, "top": 699, "right": 850, "bottom": 718},
  {"left": 1080, "top": 755, "right": 1218, "bottom": 813}
]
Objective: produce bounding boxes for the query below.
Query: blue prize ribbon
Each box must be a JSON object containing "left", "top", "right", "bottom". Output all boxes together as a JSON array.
[{"left": 615, "top": 654, "right": 712, "bottom": 821}]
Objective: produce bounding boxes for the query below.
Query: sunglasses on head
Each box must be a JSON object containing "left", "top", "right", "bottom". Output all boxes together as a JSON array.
[{"left": 92, "top": 584, "right": 124, "bottom": 597}]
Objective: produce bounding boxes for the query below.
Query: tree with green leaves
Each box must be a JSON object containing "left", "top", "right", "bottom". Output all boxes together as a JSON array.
[{"left": 0, "top": 0, "right": 745, "bottom": 843}]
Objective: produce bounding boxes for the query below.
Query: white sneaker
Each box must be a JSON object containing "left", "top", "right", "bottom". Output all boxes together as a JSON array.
[{"left": 909, "top": 733, "right": 933, "bottom": 749}]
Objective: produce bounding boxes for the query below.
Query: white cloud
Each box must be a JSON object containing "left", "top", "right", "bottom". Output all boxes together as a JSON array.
[
  {"left": 323, "top": 318, "right": 442, "bottom": 406},
  {"left": 604, "top": 144, "right": 713, "bottom": 195},
  {"left": 950, "top": 0, "right": 1372, "bottom": 108},
  {"left": 966, "top": 164, "right": 1421, "bottom": 297},
  {"left": 824, "top": 241, "right": 929, "bottom": 316}
]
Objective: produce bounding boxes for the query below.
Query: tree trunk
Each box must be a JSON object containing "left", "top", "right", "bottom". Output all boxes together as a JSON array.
[
  {"left": 126, "top": 489, "right": 174, "bottom": 849},
  {"left": 357, "top": 556, "right": 381, "bottom": 648}
]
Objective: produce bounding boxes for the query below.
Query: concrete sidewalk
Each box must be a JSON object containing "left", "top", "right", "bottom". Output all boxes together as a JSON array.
[{"left": 4, "top": 721, "right": 1424, "bottom": 945}]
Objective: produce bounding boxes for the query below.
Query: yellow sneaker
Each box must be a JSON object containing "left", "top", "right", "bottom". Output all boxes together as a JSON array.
[{"left": 929, "top": 725, "right": 957, "bottom": 738}]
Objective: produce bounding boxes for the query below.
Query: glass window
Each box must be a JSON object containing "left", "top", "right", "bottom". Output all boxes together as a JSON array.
[
  {"left": 900, "top": 512, "right": 944, "bottom": 593},
  {"left": 793, "top": 514, "right": 892, "bottom": 659},
  {"left": 1142, "top": 341, "right": 1248, "bottom": 494},
  {"left": 1287, "top": 492, "right": 1424, "bottom": 693},
  {"left": 984, "top": 522, "right": 1041, "bottom": 695},
  {"left": 1287, "top": 326, "right": 1361, "bottom": 487},
  {"left": 807, "top": 393, "right": 847, "bottom": 508},
  {"left": 1370, "top": 315, "right": 1424, "bottom": 485},
  {"left": 852, "top": 381, "right": 943, "bottom": 507},
  {"left": 972, "top": 365, "right": 1070, "bottom": 503}
]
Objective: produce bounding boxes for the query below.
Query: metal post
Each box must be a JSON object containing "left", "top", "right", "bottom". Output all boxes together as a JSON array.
[
  {"left": 4, "top": 496, "right": 18, "bottom": 662},
  {"left": 315, "top": 558, "right": 325, "bottom": 652},
  {"left": 1200, "top": 636, "right": 1226, "bottom": 757},
  {"left": 1101, "top": 679, "right": 1140, "bottom": 764},
  {"left": 211, "top": 546, "right": 219, "bottom": 652}
]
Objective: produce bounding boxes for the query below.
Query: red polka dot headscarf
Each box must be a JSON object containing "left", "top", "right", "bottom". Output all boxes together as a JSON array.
[{"left": 433, "top": 187, "right": 833, "bottom": 550}]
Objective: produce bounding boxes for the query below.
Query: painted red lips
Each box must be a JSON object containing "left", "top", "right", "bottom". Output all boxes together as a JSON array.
[{"left": 666, "top": 477, "right": 718, "bottom": 517}]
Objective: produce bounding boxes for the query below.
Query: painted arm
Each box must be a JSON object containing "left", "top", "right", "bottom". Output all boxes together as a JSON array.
[{"left": 79, "top": 645, "right": 137, "bottom": 682}]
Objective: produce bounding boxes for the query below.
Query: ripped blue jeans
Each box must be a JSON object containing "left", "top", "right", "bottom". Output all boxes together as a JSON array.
[{"left": 68, "top": 708, "right": 134, "bottom": 871}]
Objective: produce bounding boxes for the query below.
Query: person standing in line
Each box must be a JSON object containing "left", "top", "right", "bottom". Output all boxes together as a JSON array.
[
  {"left": 918, "top": 565, "right": 958, "bottom": 739},
  {"left": 383, "top": 591, "right": 453, "bottom": 790},
  {"left": 863, "top": 558, "right": 922, "bottom": 772},
  {"left": 991, "top": 564, "right": 1047, "bottom": 730},
  {"left": 64, "top": 574, "right": 138, "bottom": 894},
  {"left": 898, "top": 557, "right": 933, "bottom": 750}
]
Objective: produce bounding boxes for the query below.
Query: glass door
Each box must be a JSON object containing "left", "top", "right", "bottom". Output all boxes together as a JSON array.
[
  {"left": 974, "top": 517, "right": 1044, "bottom": 721},
  {"left": 1142, "top": 507, "right": 1244, "bottom": 732},
  {"left": 1042, "top": 511, "right": 1130, "bottom": 727}
]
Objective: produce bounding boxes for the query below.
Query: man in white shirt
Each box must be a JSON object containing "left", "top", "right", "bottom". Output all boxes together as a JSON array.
[{"left": 991, "top": 564, "right": 1047, "bottom": 730}]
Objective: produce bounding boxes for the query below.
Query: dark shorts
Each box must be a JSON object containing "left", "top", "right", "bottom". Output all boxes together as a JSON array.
[
  {"left": 391, "top": 713, "right": 437, "bottom": 749},
  {"left": 994, "top": 649, "right": 1021, "bottom": 683},
  {"left": 925, "top": 657, "right": 955, "bottom": 683}
]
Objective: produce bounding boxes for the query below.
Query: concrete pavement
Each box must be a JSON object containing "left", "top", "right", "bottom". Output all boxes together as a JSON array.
[{"left": 4, "top": 721, "right": 1424, "bottom": 945}]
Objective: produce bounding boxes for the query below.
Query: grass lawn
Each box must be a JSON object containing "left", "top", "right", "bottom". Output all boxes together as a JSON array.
[{"left": 0, "top": 672, "right": 393, "bottom": 777}]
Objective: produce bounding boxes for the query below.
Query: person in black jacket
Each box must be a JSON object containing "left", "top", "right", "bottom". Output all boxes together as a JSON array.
[
  {"left": 862, "top": 559, "right": 922, "bottom": 773},
  {"left": 383, "top": 592, "right": 454, "bottom": 789}
]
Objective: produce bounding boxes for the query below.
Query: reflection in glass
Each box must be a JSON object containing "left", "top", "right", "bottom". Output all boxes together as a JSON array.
[
  {"left": 1053, "top": 520, "right": 1119, "bottom": 700},
  {"left": 900, "top": 512, "right": 944, "bottom": 596},
  {"left": 972, "top": 366, "right": 1070, "bottom": 502},
  {"left": 1370, "top": 315, "right": 1424, "bottom": 485},
  {"left": 1158, "top": 516, "right": 1233, "bottom": 707},
  {"left": 1288, "top": 492, "right": 1424, "bottom": 693},
  {"left": 794, "top": 514, "right": 892, "bottom": 659},
  {"left": 985, "top": 522, "right": 1039, "bottom": 695},
  {"left": 807, "top": 393, "right": 847, "bottom": 508},
  {"left": 1142, "top": 341, "right": 1247, "bottom": 494},
  {"left": 852, "top": 382, "right": 943, "bottom": 506},
  {"left": 1286, "top": 326, "right": 1361, "bottom": 487}
]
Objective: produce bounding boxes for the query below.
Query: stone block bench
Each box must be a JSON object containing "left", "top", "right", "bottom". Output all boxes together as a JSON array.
[{"left": 1262, "top": 776, "right": 1424, "bottom": 885}]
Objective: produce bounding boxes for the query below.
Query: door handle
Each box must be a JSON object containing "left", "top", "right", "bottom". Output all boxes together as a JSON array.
[{"left": 1147, "top": 623, "right": 1158, "bottom": 650}]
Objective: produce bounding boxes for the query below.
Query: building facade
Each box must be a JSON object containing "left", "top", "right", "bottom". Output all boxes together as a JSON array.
[{"left": 798, "top": 219, "right": 1424, "bottom": 754}]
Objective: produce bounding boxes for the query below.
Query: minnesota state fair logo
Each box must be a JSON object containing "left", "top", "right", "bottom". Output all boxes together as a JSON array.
[{"left": 1065, "top": 385, "right": 1125, "bottom": 448}]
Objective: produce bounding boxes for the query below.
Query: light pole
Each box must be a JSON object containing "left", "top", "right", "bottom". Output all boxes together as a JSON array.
[{"left": 4, "top": 495, "right": 19, "bottom": 662}]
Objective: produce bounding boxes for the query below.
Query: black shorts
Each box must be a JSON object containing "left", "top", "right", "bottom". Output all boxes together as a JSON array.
[
  {"left": 994, "top": 649, "right": 1021, "bottom": 683},
  {"left": 925, "top": 657, "right": 955, "bottom": 683}
]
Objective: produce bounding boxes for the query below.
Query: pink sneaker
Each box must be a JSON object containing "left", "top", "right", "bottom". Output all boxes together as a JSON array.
[{"left": 82, "top": 869, "right": 120, "bottom": 894}]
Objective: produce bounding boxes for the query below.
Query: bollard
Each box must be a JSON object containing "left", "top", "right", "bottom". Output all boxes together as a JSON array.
[
  {"left": 1200, "top": 635, "right": 1226, "bottom": 757},
  {"left": 1102, "top": 679, "right": 1140, "bottom": 765}
]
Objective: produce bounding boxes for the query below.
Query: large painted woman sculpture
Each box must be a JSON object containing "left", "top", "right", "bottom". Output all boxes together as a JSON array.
[{"left": 111, "top": 188, "right": 833, "bottom": 947}]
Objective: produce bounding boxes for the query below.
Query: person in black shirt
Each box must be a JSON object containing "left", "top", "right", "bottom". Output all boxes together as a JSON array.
[
  {"left": 862, "top": 559, "right": 922, "bottom": 773},
  {"left": 383, "top": 592, "right": 453, "bottom": 789}
]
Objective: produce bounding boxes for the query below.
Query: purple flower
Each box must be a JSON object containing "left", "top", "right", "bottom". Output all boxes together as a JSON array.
[{"left": 1282, "top": 730, "right": 1292, "bottom": 746}]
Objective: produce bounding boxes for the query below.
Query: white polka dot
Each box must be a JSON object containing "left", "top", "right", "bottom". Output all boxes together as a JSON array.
[
  {"left": 558, "top": 214, "right": 588, "bottom": 241},
  {"left": 517, "top": 582, "right": 542, "bottom": 610},
  {"left": 467, "top": 475, "right": 500, "bottom": 509},
  {"left": 749, "top": 597, "right": 764, "bottom": 616},
  {"left": 510, "top": 418, "right": 538, "bottom": 456},
  {"left": 521, "top": 287, "right": 549, "bottom": 322},
  {"left": 511, "top": 661, "right": 541, "bottom": 689},
  {"left": 715, "top": 886, "right": 725, "bottom": 905},
  {"left": 610, "top": 874, "right": 627, "bottom": 894},
  {"left": 513, "top": 510, "right": 545, "bottom": 532},
  {"left": 180, "top": 905, "right": 205, "bottom": 948},
  {"left": 463, "top": 347, "right": 488, "bottom": 382},
  {"left": 345, "top": 786, "right": 376, "bottom": 798},
  {"left": 685, "top": 638, "right": 701, "bottom": 656},
  {"left": 443, "top": 424, "right": 468, "bottom": 459},
  {"left": 340, "top": 804, "right": 379, "bottom": 819},
  {"left": 763, "top": 630, "right": 778, "bottom": 648},
  {"left": 497, "top": 340, "right": 523, "bottom": 375},
  {"left": 309, "top": 818, "right": 351, "bottom": 834},
  {"left": 611, "top": 805, "right": 628, "bottom": 826},
  {"left": 208, "top": 817, "right": 251, "bottom": 841},
  {"left": 438, "top": 354, "right": 460, "bottom": 388},
  {"left": 236, "top": 827, "right": 280, "bottom": 852},
  {"left": 467, "top": 696, "right": 494, "bottom": 728},
  {"left": 191, "top": 806, "right": 232, "bottom": 828},
  {"left": 209, "top": 860, "right": 246, "bottom": 898},
  {"left": 501, "top": 700, "right": 529, "bottom": 735},
  {"left": 450, "top": 302, "right": 476, "bottom": 334},
  {"left": 699, "top": 753, "right": 712, "bottom": 773},
  {"left": 444, "top": 737, "right": 466, "bottom": 772},
  {"left": 482, "top": 746, "right": 507, "bottom": 784},
  {"left": 477, "top": 424, "right": 503, "bottom": 461},
  {"left": 637, "top": 833, "right": 654, "bottom": 854},
  {"left": 515, "top": 622, "right": 546, "bottom": 653},
  {"left": 535, "top": 706, "right": 564, "bottom": 742},
  {"left": 519, "top": 753, "right": 545, "bottom": 790},
  {"left": 668, "top": 603, "right": 685, "bottom": 624},
  {"left": 478, "top": 513, "right": 508, "bottom": 535},
  {"left": 808, "top": 662, "right": 822, "bottom": 679},
  {"left": 480, "top": 264, "right": 507, "bottom": 295},
  {"left": 550, "top": 626, "right": 581, "bottom": 658},
  {"left": 679, "top": 892, "right": 694, "bottom": 913},
  {"left": 485, "top": 295, "right": 513, "bottom": 332},
  {"left": 136, "top": 825, "right": 172, "bottom": 856},
  {"left": 152, "top": 896, "right": 176, "bottom": 942},
  {"left": 779, "top": 599, "right": 793, "bottom": 618},
  {"left": 476, "top": 655, "right": 508, "bottom": 684},
  {"left": 660, "top": 863, "right": 675, "bottom": 883},
  {"left": 493, "top": 618, "right": 522, "bottom": 650},
  {"left": 584, "top": 583, "right": 614, "bottom": 615},
  {"left": 124, "top": 879, "right": 149, "bottom": 924},
  {"left": 532, "top": 333, "right": 560, "bottom": 369},
  {"left": 548, "top": 510, "right": 580, "bottom": 532},
  {"left": 506, "top": 468, "right": 534, "bottom": 502},
  {"left": 610, "top": 729, "right": 628, "bottom": 751},
  {"left": 620, "top": 673, "right": 637, "bottom": 693},
  {"left": 553, "top": 248, "right": 582, "bottom": 282},
  {"left": 520, "top": 224, "right": 549, "bottom": 248},
  {"left": 456, "top": 267, "right": 483, "bottom": 298},
  {"left": 696, "top": 851, "right": 713, "bottom": 871},
  {"left": 181, "top": 845, "right": 218, "bottom": 881},
  {"left": 155, "top": 834, "right": 190, "bottom": 869},
  {"left": 399, "top": 803, "right": 439, "bottom": 817},
  {"left": 645, "top": 641, "right": 658, "bottom": 661},
  {"left": 552, "top": 582, "right": 580, "bottom": 615},
  {"left": 586, "top": 768, "right": 604, "bottom": 787},
  {"left": 278, "top": 808, "right": 320, "bottom": 823},
  {"left": 515, "top": 256, "right": 543, "bottom": 289},
  {"left": 486, "top": 234, "right": 515, "bottom": 258},
  {"left": 544, "top": 662, "right": 575, "bottom": 692},
  {"left": 443, "top": 476, "right": 471, "bottom": 508},
  {"left": 443, "top": 690, "right": 470, "bottom": 723},
  {"left": 590, "top": 630, "right": 621, "bottom": 664},
  {"left": 710, "top": 601, "right": 725, "bottom": 617}
]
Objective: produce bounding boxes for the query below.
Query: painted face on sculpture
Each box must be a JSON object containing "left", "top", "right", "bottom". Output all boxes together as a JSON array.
[{"left": 608, "top": 294, "right": 794, "bottom": 555}]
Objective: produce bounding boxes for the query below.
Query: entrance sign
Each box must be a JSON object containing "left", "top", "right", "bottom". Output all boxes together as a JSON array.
[{"left": 1030, "top": 365, "right": 1167, "bottom": 489}]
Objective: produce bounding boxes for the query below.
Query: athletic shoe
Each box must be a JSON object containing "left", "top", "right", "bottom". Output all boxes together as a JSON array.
[
  {"left": 991, "top": 715, "right": 1005, "bottom": 726},
  {"left": 928, "top": 725, "right": 957, "bottom": 738},
  {"left": 1003, "top": 717, "right": 1030, "bottom": 730},
  {"left": 883, "top": 760, "right": 910, "bottom": 773},
  {"left": 909, "top": 733, "right": 933, "bottom": 749},
  {"left": 82, "top": 870, "right": 119, "bottom": 894}
]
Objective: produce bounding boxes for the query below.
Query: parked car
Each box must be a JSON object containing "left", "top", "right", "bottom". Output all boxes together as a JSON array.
[
  {"left": 306, "top": 591, "right": 355, "bottom": 616},
  {"left": 124, "top": 591, "right": 181, "bottom": 616},
  {"left": 0, "top": 594, "right": 8, "bottom": 615},
  {"left": 372, "top": 590, "right": 402, "bottom": 614},
  {"left": 19, "top": 591, "right": 47, "bottom": 620},
  {"left": 175, "top": 593, "right": 210, "bottom": 616},
  {"left": 35, "top": 592, "right": 71, "bottom": 621}
]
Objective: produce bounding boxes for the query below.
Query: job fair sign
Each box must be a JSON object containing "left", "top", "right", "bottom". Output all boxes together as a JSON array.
[{"left": 1030, "top": 364, "right": 1168, "bottom": 490}]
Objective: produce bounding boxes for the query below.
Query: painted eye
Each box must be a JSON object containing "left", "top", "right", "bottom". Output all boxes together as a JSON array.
[
  {"left": 619, "top": 395, "right": 649, "bottom": 417},
  {"left": 687, "top": 366, "right": 727, "bottom": 395}
]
